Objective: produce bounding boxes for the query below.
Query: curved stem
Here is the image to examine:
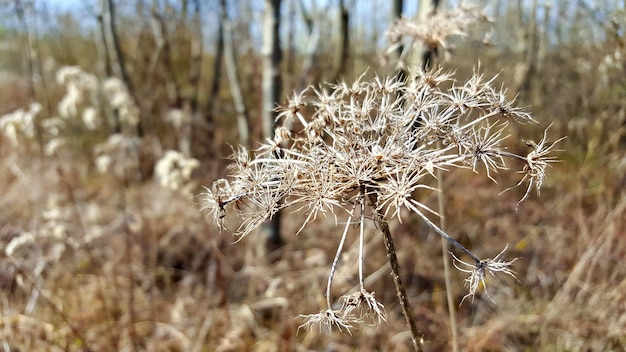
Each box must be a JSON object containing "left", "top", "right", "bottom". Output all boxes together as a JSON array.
[
  {"left": 408, "top": 201, "right": 480, "bottom": 264},
  {"left": 436, "top": 163, "right": 459, "bottom": 352},
  {"left": 369, "top": 192, "right": 424, "bottom": 352},
  {"left": 358, "top": 195, "right": 366, "bottom": 288},
  {"left": 326, "top": 205, "right": 355, "bottom": 308}
]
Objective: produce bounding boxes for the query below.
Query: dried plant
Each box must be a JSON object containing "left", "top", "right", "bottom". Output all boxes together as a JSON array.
[
  {"left": 0, "top": 102, "right": 40, "bottom": 147},
  {"left": 385, "top": 5, "right": 491, "bottom": 69},
  {"left": 200, "top": 67, "right": 563, "bottom": 348},
  {"left": 154, "top": 150, "right": 200, "bottom": 195},
  {"left": 56, "top": 66, "right": 99, "bottom": 122}
]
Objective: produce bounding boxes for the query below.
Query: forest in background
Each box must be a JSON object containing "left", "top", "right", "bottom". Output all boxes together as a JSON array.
[{"left": 0, "top": 0, "right": 625, "bottom": 351}]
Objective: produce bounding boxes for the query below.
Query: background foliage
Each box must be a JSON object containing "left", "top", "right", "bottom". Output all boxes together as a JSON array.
[{"left": 0, "top": 0, "right": 624, "bottom": 351}]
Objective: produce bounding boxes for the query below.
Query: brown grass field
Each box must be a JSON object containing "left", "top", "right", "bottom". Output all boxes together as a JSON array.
[{"left": 1, "top": 4, "right": 625, "bottom": 351}]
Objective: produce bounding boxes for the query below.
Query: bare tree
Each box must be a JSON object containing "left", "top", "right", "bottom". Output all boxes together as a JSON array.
[
  {"left": 104, "top": 0, "right": 143, "bottom": 136},
  {"left": 150, "top": 0, "right": 182, "bottom": 107},
  {"left": 298, "top": 0, "right": 323, "bottom": 89},
  {"left": 221, "top": 0, "right": 249, "bottom": 147},
  {"left": 14, "top": 0, "right": 45, "bottom": 150},
  {"left": 332, "top": 0, "right": 349, "bottom": 82},
  {"left": 106, "top": 0, "right": 135, "bottom": 96},
  {"left": 205, "top": 0, "right": 223, "bottom": 122},
  {"left": 187, "top": 0, "right": 202, "bottom": 116},
  {"left": 391, "top": 0, "right": 407, "bottom": 80},
  {"left": 96, "top": 4, "right": 113, "bottom": 78},
  {"left": 415, "top": 0, "right": 440, "bottom": 70},
  {"left": 522, "top": 0, "right": 540, "bottom": 104},
  {"left": 284, "top": 0, "right": 296, "bottom": 93},
  {"left": 15, "top": 0, "right": 36, "bottom": 103},
  {"left": 260, "top": 0, "right": 283, "bottom": 251},
  {"left": 182, "top": 0, "right": 202, "bottom": 158},
  {"left": 95, "top": 1, "right": 117, "bottom": 133}
]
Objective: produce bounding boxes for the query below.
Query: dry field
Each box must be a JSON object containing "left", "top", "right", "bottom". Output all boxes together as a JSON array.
[{"left": 1, "top": 4, "right": 625, "bottom": 351}]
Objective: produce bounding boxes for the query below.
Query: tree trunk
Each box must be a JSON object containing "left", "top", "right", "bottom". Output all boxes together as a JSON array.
[
  {"left": 415, "top": 0, "right": 441, "bottom": 70},
  {"left": 332, "top": 0, "right": 349, "bottom": 82},
  {"left": 96, "top": 8, "right": 113, "bottom": 78},
  {"left": 519, "top": 0, "right": 539, "bottom": 102},
  {"left": 107, "top": 0, "right": 135, "bottom": 95},
  {"left": 284, "top": 0, "right": 296, "bottom": 93},
  {"left": 222, "top": 0, "right": 250, "bottom": 148},
  {"left": 98, "top": 0, "right": 120, "bottom": 133},
  {"left": 106, "top": 0, "right": 143, "bottom": 136},
  {"left": 298, "top": 1, "right": 322, "bottom": 89},
  {"left": 150, "top": 0, "right": 182, "bottom": 107},
  {"left": 391, "top": 0, "right": 407, "bottom": 81},
  {"left": 206, "top": 3, "right": 224, "bottom": 112},
  {"left": 188, "top": 0, "right": 202, "bottom": 115},
  {"left": 15, "top": 0, "right": 44, "bottom": 151},
  {"left": 261, "top": 0, "right": 283, "bottom": 252},
  {"left": 261, "top": 0, "right": 282, "bottom": 140},
  {"left": 182, "top": 0, "right": 203, "bottom": 157}
]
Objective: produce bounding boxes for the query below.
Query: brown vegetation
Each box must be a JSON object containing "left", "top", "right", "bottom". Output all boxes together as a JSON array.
[{"left": 0, "top": 1, "right": 625, "bottom": 351}]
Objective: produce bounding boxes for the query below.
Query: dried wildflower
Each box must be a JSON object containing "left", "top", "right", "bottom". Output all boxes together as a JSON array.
[
  {"left": 298, "top": 309, "right": 355, "bottom": 335},
  {"left": 0, "top": 103, "right": 40, "bottom": 146},
  {"left": 56, "top": 66, "right": 98, "bottom": 119},
  {"left": 452, "top": 245, "right": 519, "bottom": 304},
  {"left": 463, "top": 122, "right": 509, "bottom": 182},
  {"left": 41, "top": 117, "right": 66, "bottom": 137},
  {"left": 164, "top": 108, "right": 191, "bottom": 130},
  {"left": 103, "top": 77, "right": 139, "bottom": 127},
  {"left": 200, "top": 67, "right": 563, "bottom": 334},
  {"left": 385, "top": 5, "right": 489, "bottom": 69},
  {"left": 44, "top": 137, "right": 66, "bottom": 156},
  {"left": 340, "top": 289, "right": 386, "bottom": 325},
  {"left": 5, "top": 232, "right": 36, "bottom": 258},
  {"left": 520, "top": 133, "right": 566, "bottom": 195},
  {"left": 275, "top": 88, "right": 309, "bottom": 127},
  {"left": 82, "top": 106, "right": 100, "bottom": 130},
  {"left": 154, "top": 150, "right": 199, "bottom": 191},
  {"left": 501, "top": 126, "right": 566, "bottom": 209},
  {"left": 93, "top": 134, "right": 141, "bottom": 179},
  {"left": 199, "top": 186, "right": 225, "bottom": 229}
]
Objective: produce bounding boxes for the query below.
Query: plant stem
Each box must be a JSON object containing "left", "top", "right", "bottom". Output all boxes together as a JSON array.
[
  {"left": 371, "top": 194, "right": 424, "bottom": 351},
  {"left": 411, "top": 207, "right": 480, "bottom": 264},
  {"left": 327, "top": 210, "right": 354, "bottom": 308},
  {"left": 436, "top": 164, "right": 459, "bottom": 352}
]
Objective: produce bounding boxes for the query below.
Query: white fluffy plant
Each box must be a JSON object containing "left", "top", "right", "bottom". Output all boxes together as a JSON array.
[
  {"left": 0, "top": 102, "right": 40, "bottom": 147},
  {"left": 200, "top": 67, "right": 563, "bottom": 345},
  {"left": 154, "top": 150, "right": 200, "bottom": 196}
]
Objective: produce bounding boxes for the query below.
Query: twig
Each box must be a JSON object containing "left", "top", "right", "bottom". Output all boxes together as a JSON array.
[{"left": 370, "top": 193, "right": 424, "bottom": 351}]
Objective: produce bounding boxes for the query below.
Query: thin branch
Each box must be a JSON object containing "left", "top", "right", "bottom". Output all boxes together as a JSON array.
[
  {"left": 436, "top": 158, "right": 459, "bottom": 352},
  {"left": 369, "top": 192, "right": 424, "bottom": 352}
]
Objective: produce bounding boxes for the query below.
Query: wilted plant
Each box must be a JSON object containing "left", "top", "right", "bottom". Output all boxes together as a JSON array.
[
  {"left": 154, "top": 150, "right": 200, "bottom": 195},
  {"left": 386, "top": 4, "right": 491, "bottom": 70},
  {"left": 200, "top": 67, "right": 563, "bottom": 350},
  {"left": 56, "top": 65, "right": 99, "bottom": 123},
  {"left": 0, "top": 102, "right": 40, "bottom": 147}
]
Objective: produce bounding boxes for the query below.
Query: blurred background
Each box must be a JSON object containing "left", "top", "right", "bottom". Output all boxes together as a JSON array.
[{"left": 0, "top": 0, "right": 624, "bottom": 351}]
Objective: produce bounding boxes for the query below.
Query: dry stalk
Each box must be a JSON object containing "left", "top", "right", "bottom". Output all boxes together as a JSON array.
[{"left": 370, "top": 192, "right": 424, "bottom": 351}]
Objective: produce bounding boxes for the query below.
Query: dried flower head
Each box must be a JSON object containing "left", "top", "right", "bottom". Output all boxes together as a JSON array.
[
  {"left": 298, "top": 309, "right": 355, "bottom": 335},
  {"left": 385, "top": 5, "right": 490, "bottom": 68},
  {"left": 0, "top": 103, "right": 41, "bottom": 146},
  {"left": 103, "top": 77, "right": 139, "bottom": 127},
  {"left": 452, "top": 244, "right": 519, "bottom": 304},
  {"left": 154, "top": 150, "right": 200, "bottom": 191},
  {"left": 200, "top": 67, "right": 563, "bottom": 333},
  {"left": 340, "top": 289, "right": 387, "bottom": 325}
]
